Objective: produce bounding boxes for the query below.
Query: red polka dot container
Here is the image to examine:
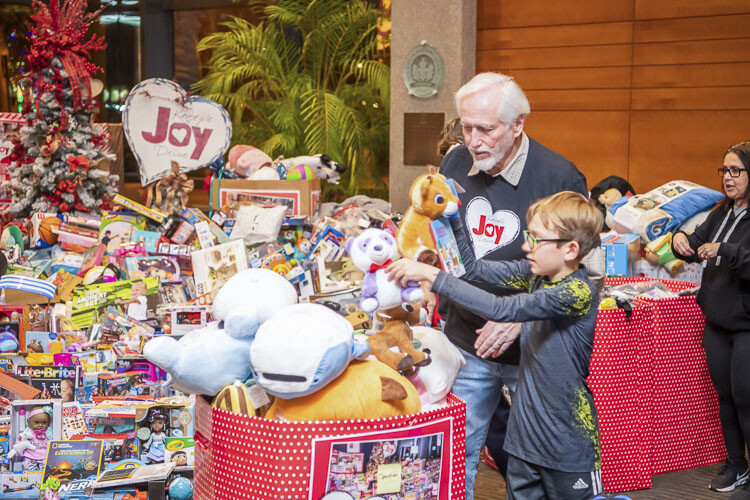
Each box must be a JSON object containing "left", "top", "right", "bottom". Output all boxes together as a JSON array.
[
  {"left": 590, "top": 277, "right": 726, "bottom": 493},
  {"left": 194, "top": 393, "right": 467, "bottom": 499}
]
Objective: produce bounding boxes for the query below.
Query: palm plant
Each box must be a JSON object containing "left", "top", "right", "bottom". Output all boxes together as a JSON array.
[{"left": 193, "top": 0, "right": 390, "bottom": 199}]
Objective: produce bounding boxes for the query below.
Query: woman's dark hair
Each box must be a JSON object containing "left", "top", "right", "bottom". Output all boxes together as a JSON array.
[
  {"left": 437, "top": 118, "right": 464, "bottom": 158},
  {"left": 718, "top": 141, "right": 750, "bottom": 210}
]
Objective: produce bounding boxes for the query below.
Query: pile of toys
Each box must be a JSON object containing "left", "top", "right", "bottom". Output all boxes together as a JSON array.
[
  {"left": 0, "top": 167, "right": 471, "bottom": 499},
  {"left": 591, "top": 176, "right": 723, "bottom": 283}
]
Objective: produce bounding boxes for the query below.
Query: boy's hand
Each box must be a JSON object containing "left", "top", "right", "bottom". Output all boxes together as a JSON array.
[
  {"left": 386, "top": 259, "right": 440, "bottom": 288},
  {"left": 475, "top": 321, "right": 521, "bottom": 359}
]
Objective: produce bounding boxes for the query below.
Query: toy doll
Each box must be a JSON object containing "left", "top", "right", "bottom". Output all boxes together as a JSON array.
[
  {"left": 13, "top": 405, "right": 52, "bottom": 471},
  {"left": 143, "top": 411, "right": 167, "bottom": 463}
]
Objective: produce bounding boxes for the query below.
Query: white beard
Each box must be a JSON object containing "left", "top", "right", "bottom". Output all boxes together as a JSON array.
[{"left": 470, "top": 131, "right": 515, "bottom": 173}]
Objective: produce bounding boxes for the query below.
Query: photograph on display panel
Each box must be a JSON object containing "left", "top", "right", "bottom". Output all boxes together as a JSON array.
[{"left": 309, "top": 418, "right": 452, "bottom": 500}]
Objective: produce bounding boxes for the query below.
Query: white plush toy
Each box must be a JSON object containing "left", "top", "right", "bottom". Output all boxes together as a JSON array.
[
  {"left": 346, "top": 228, "right": 423, "bottom": 313},
  {"left": 250, "top": 303, "right": 369, "bottom": 399},
  {"left": 6, "top": 427, "right": 36, "bottom": 460},
  {"left": 144, "top": 268, "right": 298, "bottom": 395},
  {"left": 248, "top": 166, "right": 281, "bottom": 180},
  {"left": 408, "top": 326, "right": 466, "bottom": 408}
]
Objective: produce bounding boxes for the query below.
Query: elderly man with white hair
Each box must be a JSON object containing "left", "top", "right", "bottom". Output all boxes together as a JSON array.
[{"left": 437, "top": 72, "right": 594, "bottom": 499}]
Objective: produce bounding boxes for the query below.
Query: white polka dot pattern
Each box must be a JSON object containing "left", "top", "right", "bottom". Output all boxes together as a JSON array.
[
  {"left": 193, "top": 394, "right": 467, "bottom": 499},
  {"left": 589, "top": 277, "right": 726, "bottom": 493}
]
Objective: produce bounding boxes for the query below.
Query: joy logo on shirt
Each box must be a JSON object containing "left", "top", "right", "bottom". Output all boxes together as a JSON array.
[{"left": 465, "top": 197, "right": 521, "bottom": 259}]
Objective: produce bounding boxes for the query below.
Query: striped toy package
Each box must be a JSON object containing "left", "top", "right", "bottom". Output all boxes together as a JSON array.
[
  {"left": 194, "top": 394, "right": 466, "bottom": 500},
  {"left": 0, "top": 112, "right": 25, "bottom": 212}
]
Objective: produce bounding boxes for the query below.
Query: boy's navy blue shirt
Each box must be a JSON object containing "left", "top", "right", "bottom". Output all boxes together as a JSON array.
[{"left": 431, "top": 217, "right": 601, "bottom": 472}]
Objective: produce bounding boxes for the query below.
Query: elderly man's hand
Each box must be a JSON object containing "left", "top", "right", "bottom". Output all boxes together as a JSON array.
[
  {"left": 419, "top": 285, "right": 437, "bottom": 325},
  {"left": 475, "top": 321, "right": 521, "bottom": 359}
]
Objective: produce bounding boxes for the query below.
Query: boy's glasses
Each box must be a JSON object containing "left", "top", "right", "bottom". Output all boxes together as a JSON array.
[
  {"left": 718, "top": 166, "right": 747, "bottom": 178},
  {"left": 523, "top": 230, "right": 571, "bottom": 250}
]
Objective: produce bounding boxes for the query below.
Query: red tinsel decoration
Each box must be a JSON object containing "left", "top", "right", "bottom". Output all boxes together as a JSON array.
[{"left": 25, "top": 0, "right": 107, "bottom": 124}]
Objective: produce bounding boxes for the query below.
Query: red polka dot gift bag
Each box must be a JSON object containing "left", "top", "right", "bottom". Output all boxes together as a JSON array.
[
  {"left": 193, "top": 394, "right": 466, "bottom": 500},
  {"left": 589, "top": 277, "right": 725, "bottom": 494}
]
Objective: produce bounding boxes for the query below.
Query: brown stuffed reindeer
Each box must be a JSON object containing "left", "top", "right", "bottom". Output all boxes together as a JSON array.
[{"left": 367, "top": 303, "right": 431, "bottom": 375}]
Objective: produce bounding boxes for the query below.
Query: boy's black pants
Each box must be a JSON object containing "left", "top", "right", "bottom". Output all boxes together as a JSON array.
[{"left": 506, "top": 455, "right": 602, "bottom": 500}]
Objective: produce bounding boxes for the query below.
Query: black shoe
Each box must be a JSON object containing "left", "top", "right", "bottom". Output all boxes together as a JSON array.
[
  {"left": 709, "top": 465, "right": 749, "bottom": 492},
  {"left": 731, "top": 482, "right": 750, "bottom": 500}
]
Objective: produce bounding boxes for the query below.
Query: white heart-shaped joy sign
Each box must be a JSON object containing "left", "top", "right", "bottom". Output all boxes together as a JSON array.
[
  {"left": 122, "top": 78, "right": 232, "bottom": 185},
  {"left": 465, "top": 197, "right": 521, "bottom": 259}
]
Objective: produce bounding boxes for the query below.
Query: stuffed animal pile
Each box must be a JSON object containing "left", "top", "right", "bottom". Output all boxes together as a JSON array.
[{"left": 143, "top": 268, "right": 298, "bottom": 395}]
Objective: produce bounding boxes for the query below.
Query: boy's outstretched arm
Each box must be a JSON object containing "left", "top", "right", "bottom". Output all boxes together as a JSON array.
[
  {"left": 432, "top": 271, "right": 594, "bottom": 323},
  {"left": 387, "top": 259, "right": 440, "bottom": 288}
]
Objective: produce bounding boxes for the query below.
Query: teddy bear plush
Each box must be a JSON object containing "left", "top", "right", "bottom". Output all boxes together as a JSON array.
[
  {"left": 143, "top": 268, "right": 298, "bottom": 395},
  {"left": 265, "top": 359, "right": 421, "bottom": 422},
  {"left": 397, "top": 167, "right": 460, "bottom": 265},
  {"left": 250, "top": 303, "right": 370, "bottom": 399},
  {"left": 346, "top": 228, "right": 423, "bottom": 313},
  {"left": 368, "top": 303, "right": 430, "bottom": 374}
]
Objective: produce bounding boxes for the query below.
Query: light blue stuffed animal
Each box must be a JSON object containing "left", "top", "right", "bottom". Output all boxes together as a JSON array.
[
  {"left": 249, "top": 303, "right": 370, "bottom": 399},
  {"left": 144, "top": 268, "right": 298, "bottom": 395}
]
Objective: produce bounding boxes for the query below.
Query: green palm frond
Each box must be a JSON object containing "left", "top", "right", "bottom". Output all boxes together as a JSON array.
[{"left": 194, "top": 0, "right": 390, "bottom": 198}]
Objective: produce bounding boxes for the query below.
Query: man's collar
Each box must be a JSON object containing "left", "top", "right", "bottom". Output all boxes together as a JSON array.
[{"left": 468, "top": 133, "right": 529, "bottom": 186}]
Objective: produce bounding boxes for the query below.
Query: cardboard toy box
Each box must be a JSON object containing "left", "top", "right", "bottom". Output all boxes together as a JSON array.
[
  {"left": 211, "top": 178, "right": 321, "bottom": 217},
  {"left": 602, "top": 233, "right": 641, "bottom": 277}
]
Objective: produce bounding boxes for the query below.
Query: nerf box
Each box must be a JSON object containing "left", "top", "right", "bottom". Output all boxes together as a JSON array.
[
  {"left": 211, "top": 179, "right": 321, "bottom": 217},
  {"left": 602, "top": 233, "right": 641, "bottom": 277}
]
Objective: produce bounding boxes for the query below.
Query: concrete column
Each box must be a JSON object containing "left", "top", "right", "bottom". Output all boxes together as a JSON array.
[{"left": 388, "top": 0, "right": 476, "bottom": 213}]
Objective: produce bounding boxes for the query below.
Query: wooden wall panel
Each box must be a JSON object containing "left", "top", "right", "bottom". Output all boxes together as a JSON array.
[
  {"left": 631, "top": 87, "right": 750, "bottom": 110},
  {"left": 506, "top": 67, "right": 632, "bottom": 90},
  {"left": 629, "top": 111, "right": 750, "bottom": 193},
  {"left": 477, "top": 0, "right": 750, "bottom": 191},
  {"left": 478, "top": 22, "right": 632, "bottom": 49},
  {"left": 478, "top": 0, "right": 633, "bottom": 29},
  {"left": 634, "top": 0, "right": 750, "bottom": 20},
  {"left": 633, "top": 63, "right": 750, "bottom": 88},
  {"left": 525, "top": 112, "right": 630, "bottom": 185},
  {"left": 634, "top": 14, "right": 750, "bottom": 43},
  {"left": 633, "top": 39, "right": 750, "bottom": 66},
  {"left": 477, "top": 45, "right": 632, "bottom": 71},
  {"left": 526, "top": 89, "right": 631, "bottom": 111}
]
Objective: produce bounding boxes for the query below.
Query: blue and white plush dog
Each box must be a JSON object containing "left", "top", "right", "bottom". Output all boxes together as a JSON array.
[
  {"left": 144, "top": 268, "right": 298, "bottom": 395},
  {"left": 249, "top": 303, "right": 370, "bottom": 399}
]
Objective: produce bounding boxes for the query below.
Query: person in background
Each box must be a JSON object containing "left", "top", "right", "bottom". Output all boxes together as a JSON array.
[
  {"left": 672, "top": 141, "right": 750, "bottom": 498},
  {"left": 438, "top": 117, "right": 464, "bottom": 158},
  {"left": 436, "top": 72, "right": 590, "bottom": 499}
]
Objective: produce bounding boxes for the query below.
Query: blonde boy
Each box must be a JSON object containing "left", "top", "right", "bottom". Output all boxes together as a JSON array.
[{"left": 388, "top": 191, "right": 604, "bottom": 499}]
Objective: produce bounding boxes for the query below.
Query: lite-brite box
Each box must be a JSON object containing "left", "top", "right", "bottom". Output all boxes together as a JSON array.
[
  {"left": 212, "top": 179, "right": 321, "bottom": 217},
  {"left": 194, "top": 394, "right": 466, "bottom": 500}
]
